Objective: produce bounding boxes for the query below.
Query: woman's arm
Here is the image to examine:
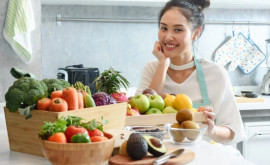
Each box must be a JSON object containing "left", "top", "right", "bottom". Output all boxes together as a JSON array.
[{"left": 149, "top": 41, "right": 170, "bottom": 98}]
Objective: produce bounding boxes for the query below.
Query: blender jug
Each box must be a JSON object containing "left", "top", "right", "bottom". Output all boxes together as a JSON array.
[{"left": 261, "top": 39, "right": 270, "bottom": 95}]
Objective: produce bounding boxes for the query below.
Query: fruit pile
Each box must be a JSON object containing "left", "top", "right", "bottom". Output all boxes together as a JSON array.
[
  {"left": 119, "top": 133, "right": 167, "bottom": 160},
  {"left": 169, "top": 109, "right": 202, "bottom": 142},
  {"left": 38, "top": 116, "right": 109, "bottom": 144},
  {"left": 127, "top": 88, "right": 197, "bottom": 116}
]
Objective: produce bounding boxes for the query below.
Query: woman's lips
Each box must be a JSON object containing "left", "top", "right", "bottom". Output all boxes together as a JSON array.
[{"left": 164, "top": 43, "right": 178, "bottom": 51}]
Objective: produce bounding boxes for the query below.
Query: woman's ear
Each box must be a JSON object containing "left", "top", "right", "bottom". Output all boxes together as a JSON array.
[{"left": 192, "top": 26, "right": 202, "bottom": 40}]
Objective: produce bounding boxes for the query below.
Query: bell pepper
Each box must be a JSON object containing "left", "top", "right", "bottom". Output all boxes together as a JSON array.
[{"left": 71, "top": 133, "right": 91, "bottom": 143}]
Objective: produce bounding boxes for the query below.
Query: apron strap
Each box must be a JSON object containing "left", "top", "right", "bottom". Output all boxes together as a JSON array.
[{"left": 193, "top": 56, "right": 210, "bottom": 108}]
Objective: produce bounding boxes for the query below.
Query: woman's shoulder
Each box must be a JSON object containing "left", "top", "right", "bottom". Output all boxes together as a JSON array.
[
  {"left": 199, "top": 58, "right": 226, "bottom": 74},
  {"left": 143, "top": 60, "right": 159, "bottom": 70}
]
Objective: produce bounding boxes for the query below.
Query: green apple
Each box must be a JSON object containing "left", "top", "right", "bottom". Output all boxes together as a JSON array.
[
  {"left": 162, "top": 106, "right": 178, "bottom": 114},
  {"left": 149, "top": 95, "right": 165, "bottom": 111},
  {"left": 132, "top": 94, "right": 150, "bottom": 114},
  {"left": 145, "top": 108, "right": 162, "bottom": 115}
]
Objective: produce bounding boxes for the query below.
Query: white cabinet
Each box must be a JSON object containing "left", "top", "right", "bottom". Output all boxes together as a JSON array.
[
  {"left": 41, "top": 0, "right": 270, "bottom": 9},
  {"left": 243, "top": 122, "right": 270, "bottom": 165}
]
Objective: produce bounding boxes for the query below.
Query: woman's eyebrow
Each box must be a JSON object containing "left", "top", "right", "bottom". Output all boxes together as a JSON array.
[{"left": 160, "top": 22, "right": 184, "bottom": 27}]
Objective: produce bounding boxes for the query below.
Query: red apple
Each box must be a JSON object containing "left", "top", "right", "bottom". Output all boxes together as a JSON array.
[{"left": 126, "top": 104, "right": 140, "bottom": 116}]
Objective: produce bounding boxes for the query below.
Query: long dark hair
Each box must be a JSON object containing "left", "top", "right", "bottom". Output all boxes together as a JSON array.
[{"left": 158, "top": 0, "right": 210, "bottom": 35}]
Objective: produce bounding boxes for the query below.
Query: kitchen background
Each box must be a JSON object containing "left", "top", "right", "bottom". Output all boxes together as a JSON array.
[{"left": 1, "top": 0, "right": 270, "bottom": 102}]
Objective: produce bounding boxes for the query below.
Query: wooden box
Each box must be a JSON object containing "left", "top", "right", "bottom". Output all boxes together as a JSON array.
[
  {"left": 125, "top": 112, "right": 206, "bottom": 126},
  {"left": 4, "top": 102, "right": 127, "bottom": 156}
]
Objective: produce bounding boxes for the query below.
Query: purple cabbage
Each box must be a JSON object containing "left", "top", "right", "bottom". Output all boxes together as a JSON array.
[{"left": 92, "top": 92, "right": 117, "bottom": 106}]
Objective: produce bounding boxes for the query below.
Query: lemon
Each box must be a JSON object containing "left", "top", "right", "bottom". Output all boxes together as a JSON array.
[
  {"left": 173, "top": 94, "right": 192, "bottom": 111},
  {"left": 164, "top": 94, "right": 176, "bottom": 107}
]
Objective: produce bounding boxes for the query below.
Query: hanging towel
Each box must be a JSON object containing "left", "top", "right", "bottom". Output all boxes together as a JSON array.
[{"left": 2, "top": 0, "right": 35, "bottom": 63}]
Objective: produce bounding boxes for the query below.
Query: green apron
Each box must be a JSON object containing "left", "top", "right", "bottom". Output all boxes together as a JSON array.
[{"left": 192, "top": 56, "right": 210, "bottom": 109}]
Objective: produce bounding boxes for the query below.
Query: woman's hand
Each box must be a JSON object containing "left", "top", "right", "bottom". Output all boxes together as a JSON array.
[
  {"left": 198, "top": 105, "right": 234, "bottom": 143},
  {"left": 152, "top": 41, "right": 169, "bottom": 62},
  {"left": 198, "top": 105, "right": 216, "bottom": 135}
]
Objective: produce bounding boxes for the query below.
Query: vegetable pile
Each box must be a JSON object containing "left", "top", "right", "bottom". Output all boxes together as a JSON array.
[
  {"left": 39, "top": 116, "right": 109, "bottom": 144},
  {"left": 4, "top": 66, "right": 130, "bottom": 119}
]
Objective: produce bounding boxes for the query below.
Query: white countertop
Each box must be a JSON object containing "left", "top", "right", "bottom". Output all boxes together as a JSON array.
[{"left": 0, "top": 103, "right": 254, "bottom": 165}]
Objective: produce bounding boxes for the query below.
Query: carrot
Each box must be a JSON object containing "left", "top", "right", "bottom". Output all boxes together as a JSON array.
[
  {"left": 77, "top": 92, "right": 84, "bottom": 109},
  {"left": 62, "top": 87, "right": 78, "bottom": 110},
  {"left": 51, "top": 90, "right": 63, "bottom": 100},
  {"left": 48, "top": 132, "right": 67, "bottom": 143},
  {"left": 49, "top": 98, "right": 68, "bottom": 112},
  {"left": 37, "top": 98, "right": 51, "bottom": 110}
]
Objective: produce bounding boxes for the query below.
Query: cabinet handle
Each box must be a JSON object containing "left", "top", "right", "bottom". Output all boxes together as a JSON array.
[
  {"left": 255, "top": 132, "right": 270, "bottom": 136},
  {"left": 248, "top": 132, "right": 270, "bottom": 140}
]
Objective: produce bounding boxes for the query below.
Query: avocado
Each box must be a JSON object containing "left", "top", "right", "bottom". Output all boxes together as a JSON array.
[
  {"left": 126, "top": 133, "right": 148, "bottom": 160},
  {"left": 143, "top": 135, "right": 167, "bottom": 157}
]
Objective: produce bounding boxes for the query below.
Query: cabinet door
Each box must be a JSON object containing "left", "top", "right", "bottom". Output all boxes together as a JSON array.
[{"left": 243, "top": 122, "right": 270, "bottom": 165}]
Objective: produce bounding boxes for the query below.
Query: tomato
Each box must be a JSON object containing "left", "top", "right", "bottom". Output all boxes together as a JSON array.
[
  {"left": 71, "top": 133, "right": 91, "bottom": 143},
  {"left": 65, "top": 126, "right": 88, "bottom": 142},
  {"left": 87, "top": 129, "right": 104, "bottom": 137},
  {"left": 90, "top": 136, "right": 108, "bottom": 142},
  {"left": 48, "top": 132, "right": 67, "bottom": 143}
]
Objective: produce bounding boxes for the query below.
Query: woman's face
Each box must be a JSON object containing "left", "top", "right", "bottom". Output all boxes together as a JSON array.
[{"left": 158, "top": 7, "right": 196, "bottom": 59}]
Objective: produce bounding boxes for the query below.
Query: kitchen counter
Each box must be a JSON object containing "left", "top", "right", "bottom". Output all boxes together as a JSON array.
[
  {"left": 237, "top": 95, "right": 270, "bottom": 111},
  {"left": 0, "top": 103, "right": 254, "bottom": 165}
]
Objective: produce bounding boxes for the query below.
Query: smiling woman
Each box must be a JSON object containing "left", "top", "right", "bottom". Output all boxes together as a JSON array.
[{"left": 136, "top": 0, "right": 246, "bottom": 146}]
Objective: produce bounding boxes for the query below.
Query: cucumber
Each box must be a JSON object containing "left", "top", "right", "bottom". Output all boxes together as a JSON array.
[{"left": 83, "top": 94, "right": 96, "bottom": 108}]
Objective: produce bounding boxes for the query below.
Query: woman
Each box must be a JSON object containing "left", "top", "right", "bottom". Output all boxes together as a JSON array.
[{"left": 136, "top": 0, "right": 246, "bottom": 145}]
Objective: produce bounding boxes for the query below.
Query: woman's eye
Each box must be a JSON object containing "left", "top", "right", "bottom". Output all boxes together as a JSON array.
[
  {"left": 175, "top": 29, "right": 183, "bottom": 32},
  {"left": 160, "top": 27, "right": 167, "bottom": 31}
]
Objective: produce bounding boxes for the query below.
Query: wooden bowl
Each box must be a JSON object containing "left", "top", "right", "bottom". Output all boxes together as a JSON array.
[{"left": 40, "top": 133, "right": 115, "bottom": 165}]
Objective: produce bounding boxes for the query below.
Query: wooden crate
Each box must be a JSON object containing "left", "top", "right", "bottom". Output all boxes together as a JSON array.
[
  {"left": 125, "top": 112, "right": 206, "bottom": 126},
  {"left": 4, "top": 102, "right": 127, "bottom": 157}
]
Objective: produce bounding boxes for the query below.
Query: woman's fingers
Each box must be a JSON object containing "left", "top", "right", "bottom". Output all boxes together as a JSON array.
[
  {"left": 203, "top": 111, "right": 216, "bottom": 121},
  {"left": 152, "top": 41, "right": 166, "bottom": 60}
]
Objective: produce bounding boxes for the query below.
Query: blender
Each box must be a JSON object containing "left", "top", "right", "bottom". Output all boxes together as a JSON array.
[{"left": 261, "top": 39, "right": 270, "bottom": 95}]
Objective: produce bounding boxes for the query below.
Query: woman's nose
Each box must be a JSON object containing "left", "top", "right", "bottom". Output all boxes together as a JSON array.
[{"left": 165, "top": 31, "right": 174, "bottom": 41}]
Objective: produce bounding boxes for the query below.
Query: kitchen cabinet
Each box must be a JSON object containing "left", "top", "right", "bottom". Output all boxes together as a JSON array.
[
  {"left": 243, "top": 122, "right": 270, "bottom": 165},
  {"left": 41, "top": 0, "right": 270, "bottom": 9}
]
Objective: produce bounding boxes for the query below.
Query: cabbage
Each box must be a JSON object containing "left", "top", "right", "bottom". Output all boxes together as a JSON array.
[{"left": 92, "top": 92, "right": 117, "bottom": 106}]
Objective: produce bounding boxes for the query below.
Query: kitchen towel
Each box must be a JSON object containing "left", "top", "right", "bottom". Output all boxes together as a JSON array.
[
  {"left": 214, "top": 33, "right": 265, "bottom": 74},
  {"left": 2, "top": 0, "right": 35, "bottom": 63}
]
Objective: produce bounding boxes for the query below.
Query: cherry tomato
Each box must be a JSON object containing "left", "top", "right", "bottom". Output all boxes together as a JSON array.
[
  {"left": 87, "top": 129, "right": 104, "bottom": 137},
  {"left": 65, "top": 126, "right": 88, "bottom": 142},
  {"left": 90, "top": 136, "right": 108, "bottom": 142}
]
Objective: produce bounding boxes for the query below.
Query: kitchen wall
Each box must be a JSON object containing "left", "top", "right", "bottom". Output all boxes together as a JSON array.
[
  {"left": 41, "top": 5, "right": 270, "bottom": 94},
  {"left": 0, "top": 3, "right": 270, "bottom": 102},
  {"left": 0, "top": 0, "right": 41, "bottom": 103}
]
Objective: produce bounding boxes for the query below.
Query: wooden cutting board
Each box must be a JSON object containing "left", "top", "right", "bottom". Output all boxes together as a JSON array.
[
  {"left": 109, "top": 148, "right": 195, "bottom": 165},
  {"left": 235, "top": 97, "right": 265, "bottom": 103}
]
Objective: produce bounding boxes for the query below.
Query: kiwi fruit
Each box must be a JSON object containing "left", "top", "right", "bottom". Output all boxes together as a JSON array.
[
  {"left": 181, "top": 121, "right": 200, "bottom": 141},
  {"left": 171, "top": 123, "right": 182, "bottom": 128},
  {"left": 176, "top": 109, "right": 193, "bottom": 124}
]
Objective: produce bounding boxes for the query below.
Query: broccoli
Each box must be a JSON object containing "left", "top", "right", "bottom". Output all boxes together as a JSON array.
[
  {"left": 42, "top": 79, "right": 70, "bottom": 96},
  {"left": 5, "top": 77, "right": 48, "bottom": 112}
]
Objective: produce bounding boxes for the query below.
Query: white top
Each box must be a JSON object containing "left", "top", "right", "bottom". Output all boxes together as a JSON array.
[{"left": 136, "top": 58, "right": 246, "bottom": 145}]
